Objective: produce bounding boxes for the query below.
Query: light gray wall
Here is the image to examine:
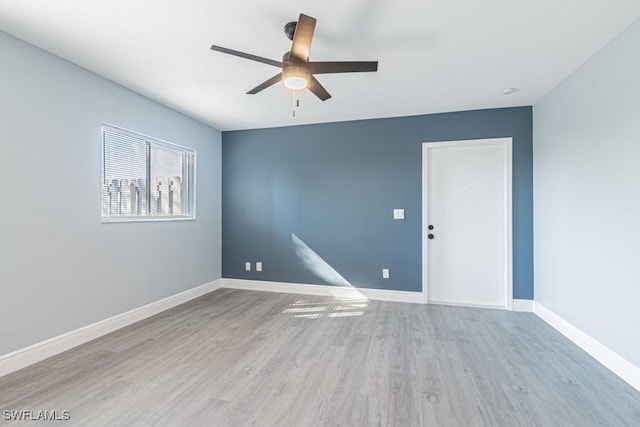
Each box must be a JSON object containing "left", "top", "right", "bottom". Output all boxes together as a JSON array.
[
  {"left": 0, "top": 31, "right": 222, "bottom": 356},
  {"left": 534, "top": 19, "right": 640, "bottom": 366}
]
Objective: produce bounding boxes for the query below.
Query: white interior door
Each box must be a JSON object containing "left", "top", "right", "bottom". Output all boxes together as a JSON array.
[{"left": 422, "top": 138, "right": 512, "bottom": 309}]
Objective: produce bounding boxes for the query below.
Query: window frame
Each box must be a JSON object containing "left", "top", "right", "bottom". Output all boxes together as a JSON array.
[{"left": 100, "top": 124, "right": 197, "bottom": 223}]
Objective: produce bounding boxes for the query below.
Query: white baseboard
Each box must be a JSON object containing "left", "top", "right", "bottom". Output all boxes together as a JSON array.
[
  {"left": 427, "top": 299, "right": 507, "bottom": 310},
  {"left": 533, "top": 302, "right": 640, "bottom": 392},
  {"left": 512, "top": 299, "right": 534, "bottom": 312},
  {"left": 0, "top": 279, "right": 222, "bottom": 378},
  {"left": 222, "top": 278, "right": 424, "bottom": 304}
]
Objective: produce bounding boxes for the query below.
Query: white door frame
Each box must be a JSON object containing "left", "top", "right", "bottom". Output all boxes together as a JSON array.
[{"left": 421, "top": 138, "right": 513, "bottom": 310}]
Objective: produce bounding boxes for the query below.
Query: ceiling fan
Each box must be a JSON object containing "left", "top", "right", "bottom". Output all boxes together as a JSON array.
[{"left": 210, "top": 13, "right": 378, "bottom": 101}]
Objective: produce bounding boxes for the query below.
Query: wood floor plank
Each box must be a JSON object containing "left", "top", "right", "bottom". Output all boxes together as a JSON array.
[{"left": 1, "top": 289, "right": 639, "bottom": 426}]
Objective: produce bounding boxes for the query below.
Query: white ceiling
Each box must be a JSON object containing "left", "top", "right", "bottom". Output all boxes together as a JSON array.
[{"left": 0, "top": 1, "right": 639, "bottom": 131}]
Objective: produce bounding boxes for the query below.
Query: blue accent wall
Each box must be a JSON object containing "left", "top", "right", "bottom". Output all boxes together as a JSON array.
[{"left": 222, "top": 107, "right": 533, "bottom": 298}]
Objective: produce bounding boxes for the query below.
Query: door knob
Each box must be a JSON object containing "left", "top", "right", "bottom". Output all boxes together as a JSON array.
[{"left": 428, "top": 234, "right": 435, "bottom": 239}]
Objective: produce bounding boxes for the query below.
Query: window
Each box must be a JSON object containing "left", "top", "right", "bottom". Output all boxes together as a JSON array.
[{"left": 101, "top": 125, "right": 195, "bottom": 222}]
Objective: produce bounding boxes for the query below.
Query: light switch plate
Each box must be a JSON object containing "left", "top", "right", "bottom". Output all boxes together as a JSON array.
[
  {"left": 245, "top": 262, "right": 251, "bottom": 271},
  {"left": 256, "top": 262, "right": 262, "bottom": 272},
  {"left": 393, "top": 209, "right": 405, "bottom": 220},
  {"left": 382, "top": 268, "right": 390, "bottom": 279}
]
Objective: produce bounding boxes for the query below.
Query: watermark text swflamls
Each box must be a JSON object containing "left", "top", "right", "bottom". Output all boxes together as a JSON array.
[{"left": 2, "top": 409, "right": 70, "bottom": 421}]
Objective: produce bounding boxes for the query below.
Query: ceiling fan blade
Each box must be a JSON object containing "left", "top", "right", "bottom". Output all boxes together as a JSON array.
[
  {"left": 290, "top": 14, "right": 316, "bottom": 62},
  {"left": 247, "top": 73, "right": 283, "bottom": 94},
  {"left": 309, "top": 61, "right": 378, "bottom": 74},
  {"left": 307, "top": 75, "right": 331, "bottom": 101},
  {"left": 210, "top": 45, "right": 282, "bottom": 68}
]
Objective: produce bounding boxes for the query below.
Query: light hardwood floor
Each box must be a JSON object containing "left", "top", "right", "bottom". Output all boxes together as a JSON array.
[{"left": 1, "top": 289, "right": 639, "bottom": 426}]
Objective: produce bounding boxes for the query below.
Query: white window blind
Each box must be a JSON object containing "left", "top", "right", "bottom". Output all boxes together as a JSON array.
[{"left": 101, "top": 125, "right": 195, "bottom": 221}]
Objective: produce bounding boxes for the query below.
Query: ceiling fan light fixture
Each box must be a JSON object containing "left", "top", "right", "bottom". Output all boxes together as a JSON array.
[
  {"left": 282, "top": 65, "right": 309, "bottom": 90},
  {"left": 283, "top": 75, "right": 307, "bottom": 90}
]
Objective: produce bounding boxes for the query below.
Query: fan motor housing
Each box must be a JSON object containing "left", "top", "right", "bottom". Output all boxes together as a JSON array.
[{"left": 282, "top": 64, "right": 310, "bottom": 89}]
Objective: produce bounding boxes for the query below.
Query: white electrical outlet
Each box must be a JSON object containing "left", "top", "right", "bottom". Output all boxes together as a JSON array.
[
  {"left": 393, "top": 209, "right": 405, "bottom": 220},
  {"left": 382, "top": 268, "right": 390, "bottom": 279},
  {"left": 245, "top": 262, "right": 251, "bottom": 271},
  {"left": 256, "top": 262, "right": 262, "bottom": 272}
]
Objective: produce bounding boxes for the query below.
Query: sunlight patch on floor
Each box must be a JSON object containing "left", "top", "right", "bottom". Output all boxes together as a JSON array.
[{"left": 283, "top": 297, "right": 368, "bottom": 319}]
